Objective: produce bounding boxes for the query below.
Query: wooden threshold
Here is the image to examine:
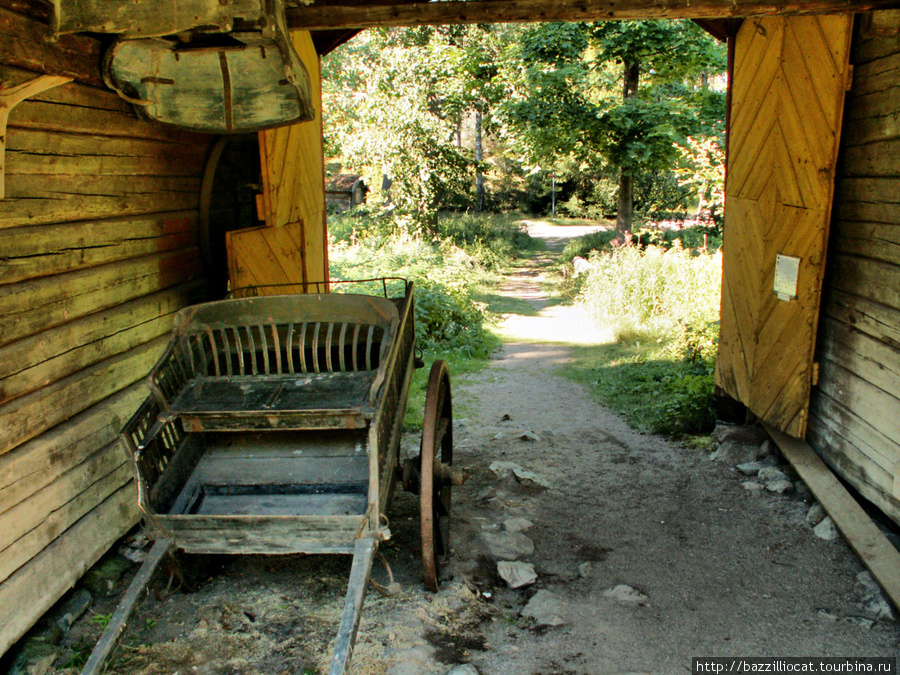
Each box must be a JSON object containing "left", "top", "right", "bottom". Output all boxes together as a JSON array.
[{"left": 764, "top": 424, "right": 900, "bottom": 611}]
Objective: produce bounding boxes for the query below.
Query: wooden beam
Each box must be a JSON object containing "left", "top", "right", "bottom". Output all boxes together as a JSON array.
[
  {"left": 765, "top": 424, "right": 900, "bottom": 612},
  {"left": 287, "top": 0, "right": 900, "bottom": 30}
]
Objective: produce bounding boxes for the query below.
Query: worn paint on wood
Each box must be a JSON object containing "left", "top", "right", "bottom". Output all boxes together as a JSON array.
[
  {"left": 231, "top": 30, "right": 328, "bottom": 296},
  {"left": 807, "top": 10, "right": 900, "bottom": 527},
  {"left": 716, "top": 15, "right": 853, "bottom": 438}
]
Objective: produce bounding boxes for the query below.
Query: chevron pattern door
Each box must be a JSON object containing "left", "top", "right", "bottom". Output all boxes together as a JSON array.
[{"left": 716, "top": 15, "right": 853, "bottom": 437}]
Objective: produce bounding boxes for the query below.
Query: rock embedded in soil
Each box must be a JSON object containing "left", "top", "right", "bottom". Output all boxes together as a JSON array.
[
  {"left": 736, "top": 461, "right": 765, "bottom": 476},
  {"left": 765, "top": 479, "right": 794, "bottom": 494},
  {"left": 498, "top": 561, "right": 537, "bottom": 589},
  {"left": 813, "top": 516, "right": 840, "bottom": 541},
  {"left": 602, "top": 584, "right": 649, "bottom": 606},
  {"left": 446, "top": 665, "right": 481, "bottom": 675},
  {"left": 521, "top": 590, "right": 566, "bottom": 627},
  {"left": 712, "top": 441, "right": 765, "bottom": 465},
  {"left": 758, "top": 467, "right": 790, "bottom": 483},
  {"left": 481, "top": 531, "right": 535, "bottom": 560},
  {"left": 503, "top": 517, "right": 534, "bottom": 533},
  {"left": 488, "top": 461, "right": 550, "bottom": 490},
  {"left": 806, "top": 503, "right": 826, "bottom": 526},
  {"left": 742, "top": 480, "right": 764, "bottom": 493}
]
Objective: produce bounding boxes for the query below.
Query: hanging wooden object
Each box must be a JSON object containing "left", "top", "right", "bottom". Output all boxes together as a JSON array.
[{"left": 0, "top": 75, "right": 73, "bottom": 200}]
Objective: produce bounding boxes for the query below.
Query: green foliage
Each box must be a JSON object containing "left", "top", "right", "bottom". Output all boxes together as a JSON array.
[
  {"left": 328, "top": 211, "right": 535, "bottom": 357},
  {"left": 561, "top": 229, "right": 617, "bottom": 260},
  {"left": 572, "top": 243, "right": 722, "bottom": 435}
]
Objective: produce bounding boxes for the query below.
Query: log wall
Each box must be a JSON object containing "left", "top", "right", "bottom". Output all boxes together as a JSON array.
[
  {"left": 809, "top": 10, "right": 900, "bottom": 525},
  {"left": 0, "top": 3, "right": 210, "bottom": 654}
]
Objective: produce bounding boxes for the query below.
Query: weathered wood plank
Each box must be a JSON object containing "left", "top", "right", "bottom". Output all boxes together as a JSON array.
[
  {"left": 0, "top": 458, "right": 132, "bottom": 583},
  {"left": 810, "top": 389, "right": 896, "bottom": 478},
  {"left": 79, "top": 538, "right": 172, "bottom": 675},
  {"left": 829, "top": 252, "right": 900, "bottom": 309},
  {"left": 841, "top": 109, "right": 900, "bottom": 146},
  {"left": 0, "top": 249, "right": 201, "bottom": 346},
  {"left": 817, "top": 316, "right": 900, "bottom": 401},
  {"left": 0, "top": 6, "right": 104, "bottom": 88},
  {"left": 0, "top": 175, "right": 203, "bottom": 229},
  {"left": 815, "top": 357, "right": 900, "bottom": 453},
  {"left": 835, "top": 198, "right": 900, "bottom": 225},
  {"left": 0, "top": 283, "right": 204, "bottom": 405},
  {"left": 0, "top": 214, "right": 199, "bottom": 286},
  {"left": 0, "top": 384, "right": 145, "bottom": 511},
  {"left": 852, "top": 12, "right": 900, "bottom": 64},
  {"left": 0, "top": 484, "right": 139, "bottom": 656},
  {"left": 821, "top": 288, "right": 900, "bottom": 349},
  {"left": 0, "top": 337, "right": 169, "bottom": 456},
  {"left": 846, "top": 50, "right": 900, "bottom": 97},
  {"left": 287, "top": 0, "right": 899, "bottom": 30},
  {"left": 8, "top": 97, "right": 207, "bottom": 144},
  {"left": 155, "top": 514, "right": 362, "bottom": 554},
  {"left": 766, "top": 424, "right": 900, "bottom": 612},
  {"left": 842, "top": 138, "right": 900, "bottom": 177},
  {"left": 845, "top": 84, "right": 900, "bottom": 121},
  {"left": 7, "top": 136, "right": 207, "bottom": 178},
  {"left": 830, "top": 220, "right": 900, "bottom": 265},
  {"left": 1, "top": 63, "right": 138, "bottom": 115}
]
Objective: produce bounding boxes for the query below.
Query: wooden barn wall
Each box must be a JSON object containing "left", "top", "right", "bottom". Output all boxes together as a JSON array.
[
  {"left": 808, "top": 10, "right": 900, "bottom": 526},
  {"left": 0, "top": 4, "right": 210, "bottom": 654}
]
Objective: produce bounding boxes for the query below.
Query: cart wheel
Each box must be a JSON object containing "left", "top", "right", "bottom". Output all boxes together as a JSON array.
[{"left": 421, "top": 359, "right": 453, "bottom": 592}]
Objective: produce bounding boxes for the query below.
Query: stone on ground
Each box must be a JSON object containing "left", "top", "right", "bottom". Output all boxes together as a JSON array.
[
  {"left": 603, "top": 584, "right": 649, "bottom": 606},
  {"left": 503, "top": 517, "right": 534, "bottom": 533},
  {"left": 498, "top": 561, "right": 537, "bottom": 589},
  {"left": 813, "top": 516, "right": 840, "bottom": 541},
  {"left": 521, "top": 590, "right": 567, "bottom": 627},
  {"left": 481, "top": 531, "right": 535, "bottom": 560}
]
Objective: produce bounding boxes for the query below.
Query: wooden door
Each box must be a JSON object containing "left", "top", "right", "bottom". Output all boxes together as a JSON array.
[
  {"left": 226, "top": 30, "right": 329, "bottom": 296},
  {"left": 716, "top": 15, "right": 853, "bottom": 437}
]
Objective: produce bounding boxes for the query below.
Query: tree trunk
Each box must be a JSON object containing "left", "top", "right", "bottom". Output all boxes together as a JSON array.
[
  {"left": 475, "top": 108, "right": 485, "bottom": 213},
  {"left": 616, "top": 171, "right": 634, "bottom": 236},
  {"left": 615, "top": 58, "right": 640, "bottom": 237}
]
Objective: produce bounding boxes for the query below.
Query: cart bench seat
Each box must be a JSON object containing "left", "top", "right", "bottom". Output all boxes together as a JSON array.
[
  {"left": 166, "top": 370, "right": 377, "bottom": 432},
  {"left": 147, "top": 293, "right": 400, "bottom": 432}
]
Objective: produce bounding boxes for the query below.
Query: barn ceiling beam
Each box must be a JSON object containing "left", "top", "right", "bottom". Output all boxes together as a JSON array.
[{"left": 286, "top": 0, "right": 899, "bottom": 30}]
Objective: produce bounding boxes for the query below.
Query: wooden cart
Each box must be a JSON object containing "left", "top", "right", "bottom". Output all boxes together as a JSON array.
[{"left": 81, "top": 280, "right": 457, "bottom": 675}]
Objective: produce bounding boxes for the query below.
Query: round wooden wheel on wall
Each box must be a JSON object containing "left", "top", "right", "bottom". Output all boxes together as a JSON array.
[{"left": 420, "top": 359, "right": 453, "bottom": 592}]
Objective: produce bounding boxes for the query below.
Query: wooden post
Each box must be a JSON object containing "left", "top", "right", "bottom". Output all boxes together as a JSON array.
[{"left": 0, "top": 75, "right": 73, "bottom": 200}]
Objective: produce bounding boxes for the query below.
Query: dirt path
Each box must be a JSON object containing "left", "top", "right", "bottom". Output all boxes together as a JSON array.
[{"left": 58, "top": 223, "right": 898, "bottom": 675}]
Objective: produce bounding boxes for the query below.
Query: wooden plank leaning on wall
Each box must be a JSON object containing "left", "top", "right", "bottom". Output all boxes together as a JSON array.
[
  {"left": 807, "top": 10, "right": 900, "bottom": 526},
  {"left": 227, "top": 30, "right": 330, "bottom": 296},
  {"left": 0, "top": 3, "right": 211, "bottom": 655}
]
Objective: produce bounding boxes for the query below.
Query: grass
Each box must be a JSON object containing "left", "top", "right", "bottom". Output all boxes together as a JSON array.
[{"left": 569, "top": 239, "right": 722, "bottom": 437}]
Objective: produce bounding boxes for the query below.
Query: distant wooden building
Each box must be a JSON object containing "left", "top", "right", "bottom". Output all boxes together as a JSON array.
[
  {"left": 326, "top": 174, "right": 368, "bottom": 212},
  {"left": 1, "top": 0, "right": 899, "bottom": 659}
]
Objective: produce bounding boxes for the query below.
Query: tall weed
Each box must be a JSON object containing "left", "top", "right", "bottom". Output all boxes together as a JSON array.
[
  {"left": 576, "top": 243, "right": 722, "bottom": 435},
  {"left": 579, "top": 243, "right": 721, "bottom": 343}
]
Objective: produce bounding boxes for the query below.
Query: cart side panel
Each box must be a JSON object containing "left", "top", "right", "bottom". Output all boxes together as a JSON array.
[
  {"left": 368, "top": 290, "right": 417, "bottom": 518},
  {"left": 155, "top": 514, "right": 365, "bottom": 554}
]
